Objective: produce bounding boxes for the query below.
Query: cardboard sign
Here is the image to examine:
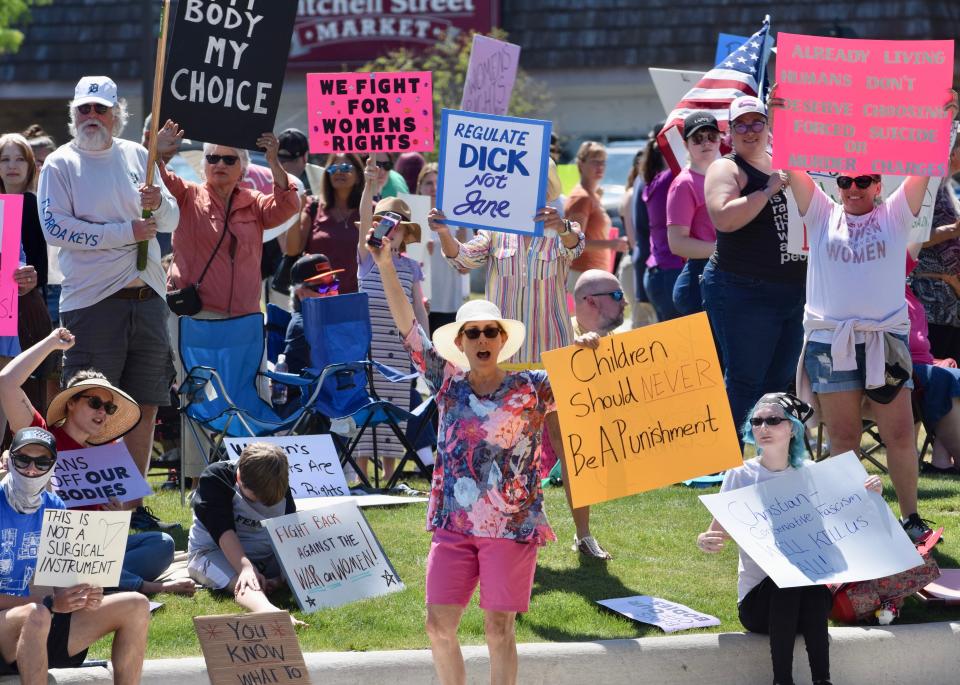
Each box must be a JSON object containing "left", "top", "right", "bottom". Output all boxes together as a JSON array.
[
  {"left": 160, "top": 0, "right": 298, "bottom": 150},
  {"left": 264, "top": 501, "right": 403, "bottom": 613},
  {"left": 460, "top": 34, "right": 521, "bottom": 116},
  {"left": 224, "top": 435, "right": 349, "bottom": 500},
  {"left": 699, "top": 451, "right": 924, "bottom": 588},
  {"left": 33, "top": 509, "right": 130, "bottom": 587},
  {"left": 51, "top": 443, "right": 153, "bottom": 507},
  {"left": 0, "top": 196, "right": 23, "bottom": 337},
  {"left": 306, "top": 71, "right": 434, "bottom": 154},
  {"left": 194, "top": 611, "right": 310, "bottom": 685},
  {"left": 598, "top": 596, "right": 720, "bottom": 633},
  {"left": 772, "top": 34, "right": 954, "bottom": 175},
  {"left": 541, "top": 312, "right": 742, "bottom": 509},
  {"left": 437, "top": 109, "right": 551, "bottom": 237}
]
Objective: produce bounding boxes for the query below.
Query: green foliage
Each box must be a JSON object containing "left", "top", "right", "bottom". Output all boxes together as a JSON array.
[
  {"left": 0, "top": 0, "right": 52, "bottom": 55},
  {"left": 359, "top": 28, "right": 553, "bottom": 157}
]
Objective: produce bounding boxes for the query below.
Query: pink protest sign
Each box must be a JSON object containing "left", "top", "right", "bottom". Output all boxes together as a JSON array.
[
  {"left": 0, "top": 195, "right": 22, "bottom": 337},
  {"left": 772, "top": 34, "right": 954, "bottom": 176},
  {"left": 306, "top": 71, "right": 434, "bottom": 154},
  {"left": 460, "top": 34, "right": 521, "bottom": 116}
]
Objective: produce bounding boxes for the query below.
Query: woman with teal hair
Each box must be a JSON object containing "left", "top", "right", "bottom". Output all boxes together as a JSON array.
[{"left": 698, "top": 392, "right": 882, "bottom": 685}]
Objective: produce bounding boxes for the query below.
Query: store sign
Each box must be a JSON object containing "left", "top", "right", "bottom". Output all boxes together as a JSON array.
[{"left": 289, "top": 0, "right": 499, "bottom": 66}]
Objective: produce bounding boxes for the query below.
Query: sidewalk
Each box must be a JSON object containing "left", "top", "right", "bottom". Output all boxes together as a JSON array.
[{"left": 16, "top": 620, "right": 960, "bottom": 685}]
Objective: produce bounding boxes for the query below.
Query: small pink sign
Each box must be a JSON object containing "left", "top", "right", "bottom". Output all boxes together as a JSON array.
[
  {"left": 0, "top": 195, "right": 22, "bottom": 337},
  {"left": 306, "top": 71, "right": 434, "bottom": 154},
  {"left": 772, "top": 34, "right": 954, "bottom": 176}
]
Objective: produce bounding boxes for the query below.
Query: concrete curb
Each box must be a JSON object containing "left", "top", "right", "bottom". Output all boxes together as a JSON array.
[{"left": 18, "top": 621, "right": 960, "bottom": 684}]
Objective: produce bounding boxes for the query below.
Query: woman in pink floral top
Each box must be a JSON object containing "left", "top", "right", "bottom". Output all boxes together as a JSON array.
[{"left": 366, "top": 226, "right": 568, "bottom": 685}]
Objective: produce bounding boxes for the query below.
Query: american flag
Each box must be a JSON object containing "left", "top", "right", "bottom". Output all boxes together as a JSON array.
[{"left": 657, "top": 17, "right": 773, "bottom": 174}]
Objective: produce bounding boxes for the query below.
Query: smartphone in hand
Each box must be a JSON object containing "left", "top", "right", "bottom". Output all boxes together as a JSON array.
[{"left": 367, "top": 211, "right": 404, "bottom": 248}]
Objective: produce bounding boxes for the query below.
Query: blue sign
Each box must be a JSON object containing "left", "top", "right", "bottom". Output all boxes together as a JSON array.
[{"left": 715, "top": 33, "right": 749, "bottom": 66}]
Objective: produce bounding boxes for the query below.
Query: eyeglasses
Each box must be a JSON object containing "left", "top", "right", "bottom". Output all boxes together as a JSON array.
[
  {"left": 75, "top": 394, "right": 118, "bottom": 415},
  {"left": 10, "top": 450, "right": 56, "bottom": 473},
  {"left": 836, "top": 175, "right": 878, "bottom": 190},
  {"left": 691, "top": 131, "right": 719, "bottom": 145},
  {"left": 588, "top": 290, "right": 625, "bottom": 302},
  {"left": 375, "top": 160, "right": 393, "bottom": 171},
  {"left": 326, "top": 163, "right": 355, "bottom": 175},
  {"left": 205, "top": 154, "right": 239, "bottom": 166},
  {"left": 731, "top": 120, "right": 766, "bottom": 134},
  {"left": 749, "top": 416, "right": 788, "bottom": 427},
  {"left": 460, "top": 325, "right": 503, "bottom": 340},
  {"left": 76, "top": 104, "right": 110, "bottom": 115}
]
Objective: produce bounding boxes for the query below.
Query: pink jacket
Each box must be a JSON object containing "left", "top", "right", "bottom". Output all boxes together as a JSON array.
[{"left": 161, "top": 164, "right": 299, "bottom": 315}]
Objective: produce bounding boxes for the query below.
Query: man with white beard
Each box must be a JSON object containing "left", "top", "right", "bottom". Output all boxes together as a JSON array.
[{"left": 37, "top": 77, "right": 179, "bottom": 531}]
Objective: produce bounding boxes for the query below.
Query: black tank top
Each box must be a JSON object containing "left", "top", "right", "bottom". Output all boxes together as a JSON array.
[{"left": 711, "top": 153, "right": 807, "bottom": 284}]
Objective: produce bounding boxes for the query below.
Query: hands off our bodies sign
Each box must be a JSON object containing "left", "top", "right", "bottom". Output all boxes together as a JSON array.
[
  {"left": 772, "top": 34, "right": 954, "bottom": 176},
  {"left": 700, "top": 452, "right": 923, "bottom": 588},
  {"left": 542, "top": 313, "right": 742, "bottom": 509},
  {"left": 306, "top": 71, "right": 434, "bottom": 153},
  {"left": 437, "top": 109, "right": 550, "bottom": 236},
  {"left": 160, "top": 0, "right": 298, "bottom": 150}
]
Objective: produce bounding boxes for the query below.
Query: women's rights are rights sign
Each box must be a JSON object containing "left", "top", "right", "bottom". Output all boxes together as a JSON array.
[{"left": 437, "top": 109, "right": 551, "bottom": 237}]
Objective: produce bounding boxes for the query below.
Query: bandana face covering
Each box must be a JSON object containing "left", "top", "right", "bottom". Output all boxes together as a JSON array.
[{"left": 1, "top": 461, "right": 57, "bottom": 514}]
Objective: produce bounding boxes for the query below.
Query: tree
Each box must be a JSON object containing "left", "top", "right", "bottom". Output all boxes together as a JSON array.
[
  {"left": 359, "top": 29, "right": 552, "bottom": 156},
  {"left": 0, "top": 0, "right": 52, "bottom": 55}
]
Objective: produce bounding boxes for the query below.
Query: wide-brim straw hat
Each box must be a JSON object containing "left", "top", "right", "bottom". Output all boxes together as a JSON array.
[
  {"left": 356, "top": 196, "right": 422, "bottom": 244},
  {"left": 432, "top": 300, "right": 526, "bottom": 370},
  {"left": 46, "top": 378, "right": 141, "bottom": 445}
]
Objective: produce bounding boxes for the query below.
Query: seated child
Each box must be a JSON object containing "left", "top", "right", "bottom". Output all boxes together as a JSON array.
[{"left": 187, "top": 442, "right": 296, "bottom": 615}]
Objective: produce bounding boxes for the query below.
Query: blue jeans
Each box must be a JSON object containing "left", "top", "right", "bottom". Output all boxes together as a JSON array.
[
  {"left": 701, "top": 262, "right": 805, "bottom": 430},
  {"left": 673, "top": 259, "right": 708, "bottom": 316},
  {"left": 117, "top": 532, "right": 175, "bottom": 592},
  {"left": 45, "top": 284, "right": 61, "bottom": 327},
  {"left": 643, "top": 267, "right": 682, "bottom": 322}
]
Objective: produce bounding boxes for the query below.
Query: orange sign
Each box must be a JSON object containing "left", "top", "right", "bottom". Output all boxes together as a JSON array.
[{"left": 542, "top": 313, "right": 742, "bottom": 508}]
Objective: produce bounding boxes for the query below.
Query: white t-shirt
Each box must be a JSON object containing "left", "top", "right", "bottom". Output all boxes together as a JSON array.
[
  {"left": 37, "top": 138, "right": 179, "bottom": 313},
  {"left": 803, "top": 183, "right": 915, "bottom": 344},
  {"left": 720, "top": 457, "right": 807, "bottom": 602}
]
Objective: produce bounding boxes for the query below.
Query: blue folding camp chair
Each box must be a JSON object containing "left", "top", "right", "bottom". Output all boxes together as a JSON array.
[
  {"left": 178, "top": 313, "right": 303, "bottom": 495},
  {"left": 265, "top": 303, "right": 291, "bottom": 365},
  {"left": 285, "top": 293, "right": 433, "bottom": 489}
]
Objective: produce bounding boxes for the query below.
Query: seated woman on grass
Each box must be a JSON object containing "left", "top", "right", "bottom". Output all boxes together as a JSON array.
[{"left": 0, "top": 328, "right": 194, "bottom": 596}]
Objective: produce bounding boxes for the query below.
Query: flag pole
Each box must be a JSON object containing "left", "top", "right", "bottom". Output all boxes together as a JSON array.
[{"left": 138, "top": 0, "right": 171, "bottom": 271}]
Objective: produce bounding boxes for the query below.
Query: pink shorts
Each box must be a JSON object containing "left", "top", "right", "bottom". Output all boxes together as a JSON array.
[{"left": 425, "top": 528, "right": 539, "bottom": 613}]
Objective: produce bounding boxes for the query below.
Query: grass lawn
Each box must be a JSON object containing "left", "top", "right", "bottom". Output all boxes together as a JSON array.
[{"left": 88, "top": 448, "right": 960, "bottom": 659}]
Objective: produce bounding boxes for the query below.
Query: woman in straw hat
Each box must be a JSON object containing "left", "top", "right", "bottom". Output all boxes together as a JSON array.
[
  {"left": 0, "top": 328, "right": 195, "bottom": 596},
  {"left": 353, "top": 156, "right": 429, "bottom": 482},
  {"left": 366, "top": 225, "right": 590, "bottom": 685}
]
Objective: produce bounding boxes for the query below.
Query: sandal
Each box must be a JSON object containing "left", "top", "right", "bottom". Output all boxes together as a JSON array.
[{"left": 573, "top": 535, "right": 612, "bottom": 560}]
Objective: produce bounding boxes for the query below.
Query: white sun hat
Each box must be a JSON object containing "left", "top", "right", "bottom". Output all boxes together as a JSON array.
[{"left": 431, "top": 300, "right": 526, "bottom": 370}]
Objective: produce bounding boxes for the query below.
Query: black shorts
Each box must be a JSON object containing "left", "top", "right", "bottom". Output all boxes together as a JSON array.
[{"left": 0, "top": 610, "right": 88, "bottom": 674}]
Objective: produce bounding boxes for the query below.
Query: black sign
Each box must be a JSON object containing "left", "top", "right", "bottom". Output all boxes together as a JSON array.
[{"left": 160, "top": 0, "right": 298, "bottom": 150}]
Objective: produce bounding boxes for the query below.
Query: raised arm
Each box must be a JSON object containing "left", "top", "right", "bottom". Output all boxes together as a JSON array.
[
  {"left": 357, "top": 156, "right": 378, "bottom": 260},
  {"left": 366, "top": 231, "right": 416, "bottom": 337},
  {"left": 0, "top": 328, "right": 75, "bottom": 432}
]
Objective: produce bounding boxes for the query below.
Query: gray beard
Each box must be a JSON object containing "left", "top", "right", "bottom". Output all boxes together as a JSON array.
[{"left": 75, "top": 124, "right": 112, "bottom": 151}]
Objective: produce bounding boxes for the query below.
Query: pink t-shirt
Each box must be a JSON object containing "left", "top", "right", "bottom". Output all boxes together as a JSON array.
[
  {"left": 907, "top": 253, "right": 935, "bottom": 364},
  {"left": 666, "top": 169, "right": 717, "bottom": 243}
]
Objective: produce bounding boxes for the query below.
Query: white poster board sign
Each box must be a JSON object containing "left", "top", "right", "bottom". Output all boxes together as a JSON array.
[
  {"left": 437, "top": 109, "right": 551, "bottom": 237},
  {"left": 699, "top": 452, "right": 923, "bottom": 588},
  {"left": 34, "top": 509, "right": 130, "bottom": 587},
  {"left": 51, "top": 443, "right": 153, "bottom": 507},
  {"left": 398, "top": 192, "right": 433, "bottom": 300},
  {"left": 649, "top": 68, "right": 706, "bottom": 117},
  {"left": 264, "top": 501, "right": 403, "bottom": 613},
  {"left": 225, "top": 435, "right": 349, "bottom": 499},
  {"left": 597, "top": 596, "right": 720, "bottom": 633}
]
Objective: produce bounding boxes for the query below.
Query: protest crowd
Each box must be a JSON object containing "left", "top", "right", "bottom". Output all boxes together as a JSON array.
[{"left": 1, "top": 11, "right": 960, "bottom": 685}]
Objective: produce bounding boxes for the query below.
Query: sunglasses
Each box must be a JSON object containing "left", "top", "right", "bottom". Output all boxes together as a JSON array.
[
  {"left": 76, "top": 103, "right": 110, "bottom": 115},
  {"left": 749, "top": 416, "right": 788, "bottom": 427},
  {"left": 205, "top": 154, "right": 239, "bottom": 166},
  {"left": 460, "top": 325, "right": 503, "bottom": 340},
  {"left": 375, "top": 160, "right": 393, "bottom": 170},
  {"left": 327, "top": 163, "right": 355, "bottom": 175},
  {"left": 306, "top": 280, "right": 339, "bottom": 295},
  {"left": 836, "top": 175, "right": 878, "bottom": 190},
  {"left": 588, "top": 290, "right": 625, "bottom": 302},
  {"left": 75, "top": 394, "right": 118, "bottom": 415},
  {"left": 690, "top": 131, "right": 719, "bottom": 145},
  {"left": 731, "top": 120, "right": 766, "bottom": 134},
  {"left": 10, "top": 450, "right": 56, "bottom": 473}
]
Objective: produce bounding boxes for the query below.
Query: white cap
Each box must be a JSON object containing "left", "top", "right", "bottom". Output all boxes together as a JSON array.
[
  {"left": 71, "top": 76, "right": 118, "bottom": 108},
  {"left": 729, "top": 95, "right": 767, "bottom": 121}
]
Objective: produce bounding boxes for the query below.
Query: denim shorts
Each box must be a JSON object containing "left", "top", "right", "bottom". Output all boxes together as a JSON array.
[{"left": 803, "top": 336, "right": 914, "bottom": 394}]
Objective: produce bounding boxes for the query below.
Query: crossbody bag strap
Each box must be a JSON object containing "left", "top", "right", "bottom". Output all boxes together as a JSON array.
[{"left": 196, "top": 192, "right": 234, "bottom": 290}]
